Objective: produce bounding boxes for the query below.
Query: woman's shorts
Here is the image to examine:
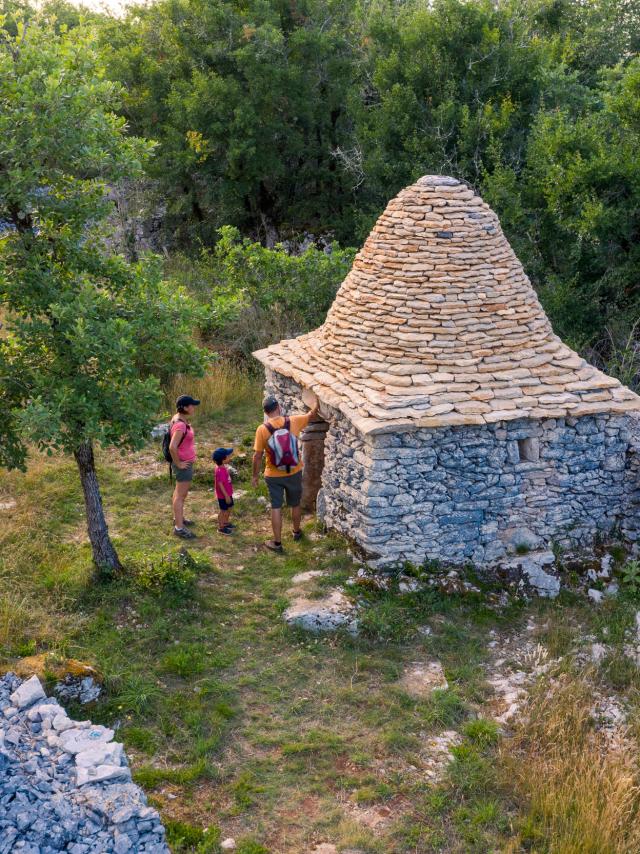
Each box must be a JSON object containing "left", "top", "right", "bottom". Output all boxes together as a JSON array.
[
  {"left": 217, "top": 497, "right": 234, "bottom": 511},
  {"left": 172, "top": 461, "right": 193, "bottom": 483},
  {"left": 264, "top": 470, "right": 303, "bottom": 510}
]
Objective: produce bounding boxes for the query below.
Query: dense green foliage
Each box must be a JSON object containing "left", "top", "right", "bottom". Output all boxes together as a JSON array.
[
  {"left": 85, "top": 0, "right": 640, "bottom": 369},
  {"left": 484, "top": 56, "right": 640, "bottom": 355},
  {"left": 2, "top": 0, "right": 640, "bottom": 371},
  {"left": 167, "top": 226, "right": 355, "bottom": 357},
  {"left": 0, "top": 16, "right": 205, "bottom": 468},
  {"left": 0, "top": 14, "right": 207, "bottom": 569}
]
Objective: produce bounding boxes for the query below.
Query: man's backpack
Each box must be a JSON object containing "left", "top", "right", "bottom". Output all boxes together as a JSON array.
[
  {"left": 265, "top": 417, "right": 300, "bottom": 473},
  {"left": 162, "top": 421, "right": 190, "bottom": 479}
]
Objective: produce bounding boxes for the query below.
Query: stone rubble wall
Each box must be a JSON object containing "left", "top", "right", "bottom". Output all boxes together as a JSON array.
[
  {"left": 0, "top": 673, "right": 169, "bottom": 853},
  {"left": 267, "top": 369, "right": 640, "bottom": 570}
]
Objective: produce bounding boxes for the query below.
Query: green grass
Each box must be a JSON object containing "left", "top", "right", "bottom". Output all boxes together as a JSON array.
[{"left": 3, "top": 403, "right": 640, "bottom": 852}]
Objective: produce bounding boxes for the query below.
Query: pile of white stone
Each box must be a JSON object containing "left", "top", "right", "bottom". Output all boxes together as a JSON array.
[{"left": 0, "top": 673, "right": 168, "bottom": 853}]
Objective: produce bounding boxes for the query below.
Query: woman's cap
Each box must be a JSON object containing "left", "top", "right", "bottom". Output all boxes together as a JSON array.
[
  {"left": 176, "top": 394, "right": 201, "bottom": 408},
  {"left": 212, "top": 447, "right": 233, "bottom": 464}
]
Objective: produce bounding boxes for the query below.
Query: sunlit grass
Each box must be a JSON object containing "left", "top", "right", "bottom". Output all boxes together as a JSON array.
[{"left": 3, "top": 390, "right": 640, "bottom": 852}]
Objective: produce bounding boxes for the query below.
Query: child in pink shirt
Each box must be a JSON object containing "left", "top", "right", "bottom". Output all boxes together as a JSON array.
[{"left": 213, "top": 447, "right": 234, "bottom": 535}]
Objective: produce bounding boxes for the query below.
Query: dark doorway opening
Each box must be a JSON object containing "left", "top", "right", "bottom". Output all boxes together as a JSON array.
[{"left": 300, "top": 416, "right": 330, "bottom": 511}]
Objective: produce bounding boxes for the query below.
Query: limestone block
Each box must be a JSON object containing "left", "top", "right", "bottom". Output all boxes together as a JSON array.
[
  {"left": 10, "top": 676, "right": 46, "bottom": 710},
  {"left": 60, "top": 725, "right": 114, "bottom": 755},
  {"left": 283, "top": 590, "right": 357, "bottom": 634},
  {"left": 76, "top": 763, "right": 131, "bottom": 786}
]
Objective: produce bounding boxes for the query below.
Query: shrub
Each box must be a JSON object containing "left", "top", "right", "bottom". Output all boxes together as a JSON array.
[
  {"left": 165, "top": 819, "right": 221, "bottom": 852},
  {"left": 167, "top": 228, "right": 356, "bottom": 358},
  {"left": 462, "top": 718, "right": 500, "bottom": 748},
  {"left": 126, "top": 548, "right": 207, "bottom": 593},
  {"left": 621, "top": 559, "right": 640, "bottom": 595},
  {"left": 161, "top": 643, "right": 208, "bottom": 678}
]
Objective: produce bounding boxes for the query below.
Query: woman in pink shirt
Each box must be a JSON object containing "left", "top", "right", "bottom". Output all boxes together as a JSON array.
[{"left": 169, "top": 394, "right": 199, "bottom": 539}]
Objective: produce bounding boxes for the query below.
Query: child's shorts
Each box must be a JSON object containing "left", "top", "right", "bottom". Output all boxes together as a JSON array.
[{"left": 217, "top": 497, "right": 234, "bottom": 511}]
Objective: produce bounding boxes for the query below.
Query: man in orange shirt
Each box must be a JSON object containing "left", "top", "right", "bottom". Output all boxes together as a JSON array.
[{"left": 252, "top": 395, "right": 319, "bottom": 552}]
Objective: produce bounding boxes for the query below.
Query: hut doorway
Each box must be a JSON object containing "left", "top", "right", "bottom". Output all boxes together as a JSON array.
[{"left": 300, "top": 416, "right": 329, "bottom": 512}]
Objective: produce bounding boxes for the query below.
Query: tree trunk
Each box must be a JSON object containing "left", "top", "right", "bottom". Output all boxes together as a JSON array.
[{"left": 74, "top": 441, "right": 122, "bottom": 576}]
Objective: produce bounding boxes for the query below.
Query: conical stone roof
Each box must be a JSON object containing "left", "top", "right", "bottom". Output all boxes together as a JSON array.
[{"left": 254, "top": 176, "right": 640, "bottom": 435}]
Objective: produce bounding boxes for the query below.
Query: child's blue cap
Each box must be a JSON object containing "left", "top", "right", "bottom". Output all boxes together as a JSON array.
[{"left": 212, "top": 447, "right": 233, "bottom": 464}]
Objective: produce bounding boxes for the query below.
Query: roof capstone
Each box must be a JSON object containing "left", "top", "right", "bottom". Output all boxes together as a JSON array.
[{"left": 254, "top": 175, "right": 640, "bottom": 434}]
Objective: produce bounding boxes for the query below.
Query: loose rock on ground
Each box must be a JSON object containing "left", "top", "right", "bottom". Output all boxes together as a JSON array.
[{"left": 0, "top": 673, "right": 168, "bottom": 853}]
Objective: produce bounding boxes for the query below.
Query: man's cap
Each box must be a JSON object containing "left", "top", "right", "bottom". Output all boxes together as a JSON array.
[
  {"left": 263, "top": 396, "right": 279, "bottom": 413},
  {"left": 212, "top": 447, "right": 233, "bottom": 464},
  {"left": 176, "top": 394, "right": 200, "bottom": 409}
]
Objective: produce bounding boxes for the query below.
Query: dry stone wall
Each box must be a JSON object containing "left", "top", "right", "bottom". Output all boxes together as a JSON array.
[{"left": 267, "top": 369, "right": 640, "bottom": 571}]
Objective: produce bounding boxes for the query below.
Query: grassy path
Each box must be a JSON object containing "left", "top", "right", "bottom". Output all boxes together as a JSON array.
[{"left": 2, "top": 409, "right": 640, "bottom": 852}]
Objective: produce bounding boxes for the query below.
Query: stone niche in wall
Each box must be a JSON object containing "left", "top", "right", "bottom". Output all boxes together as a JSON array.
[{"left": 254, "top": 175, "right": 640, "bottom": 580}]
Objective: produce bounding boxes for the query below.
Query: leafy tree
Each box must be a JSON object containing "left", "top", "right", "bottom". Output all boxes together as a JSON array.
[
  {"left": 346, "top": 0, "right": 568, "bottom": 238},
  {"left": 483, "top": 55, "right": 640, "bottom": 361},
  {"left": 0, "top": 15, "right": 206, "bottom": 575},
  {"left": 98, "top": 0, "right": 358, "bottom": 245}
]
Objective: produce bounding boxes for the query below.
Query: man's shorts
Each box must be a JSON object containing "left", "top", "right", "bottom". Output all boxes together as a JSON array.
[
  {"left": 172, "top": 461, "right": 193, "bottom": 483},
  {"left": 264, "top": 470, "right": 303, "bottom": 510},
  {"left": 217, "top": 497, "right": 234, "bottom": 511}
]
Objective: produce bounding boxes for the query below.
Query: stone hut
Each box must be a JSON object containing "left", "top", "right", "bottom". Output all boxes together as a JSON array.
[{"left": 254, "top": 176, "right": 640, "bottom": 573}]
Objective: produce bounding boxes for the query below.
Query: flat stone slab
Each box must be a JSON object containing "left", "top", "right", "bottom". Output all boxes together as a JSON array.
[
  {"left": 77, "top": 762, "right": 131, "bottom": 787},
  {"left": 60, "top": 724, "right": 115, "bottom": 754},
  {"left": 284, "top": 589, "right": 357, "bottom": 633},
  {"left": 399, "top": 662, "right": 448, "bottom": 698},
  {"left": 290, "top": 570, "right": 328, "bottom": 585},
  {"left": 10, "top": 674, "right": 46, "bottom": 709},
  {"left": 76, "top": 742, "right": 124, "bottom": 768},
  {"left": 504, "top": 551, "right": 560, "bottom": 598}
]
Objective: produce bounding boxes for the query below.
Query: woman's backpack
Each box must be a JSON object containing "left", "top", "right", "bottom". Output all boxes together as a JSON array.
[
  {"left": 162, "top": 421, "right": 190, "bottom": 479},
  {"left": 265, "top": 417, "right": 299, "bottom": 473}
]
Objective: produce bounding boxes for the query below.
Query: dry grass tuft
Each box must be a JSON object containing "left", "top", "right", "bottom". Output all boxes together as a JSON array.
[
  {"left": 164, "top": 361, "right": 262, "bottom": 419},
  {"left": 505, "top": 670, "right": 640, "bottom": 853},
  {"left": 0, "top": 590, "right": 31, "bottom": 648}
]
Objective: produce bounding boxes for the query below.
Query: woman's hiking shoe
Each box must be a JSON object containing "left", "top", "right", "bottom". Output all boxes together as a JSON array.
[
  {"left": 174, "top": 527, "right": 196, "bottom": 540},
  {"left": 292, "top": 530, "right": 303, "bottom": 542},
  {"left": 265, "top": 541, "right": 284, "bottom": 553}
]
